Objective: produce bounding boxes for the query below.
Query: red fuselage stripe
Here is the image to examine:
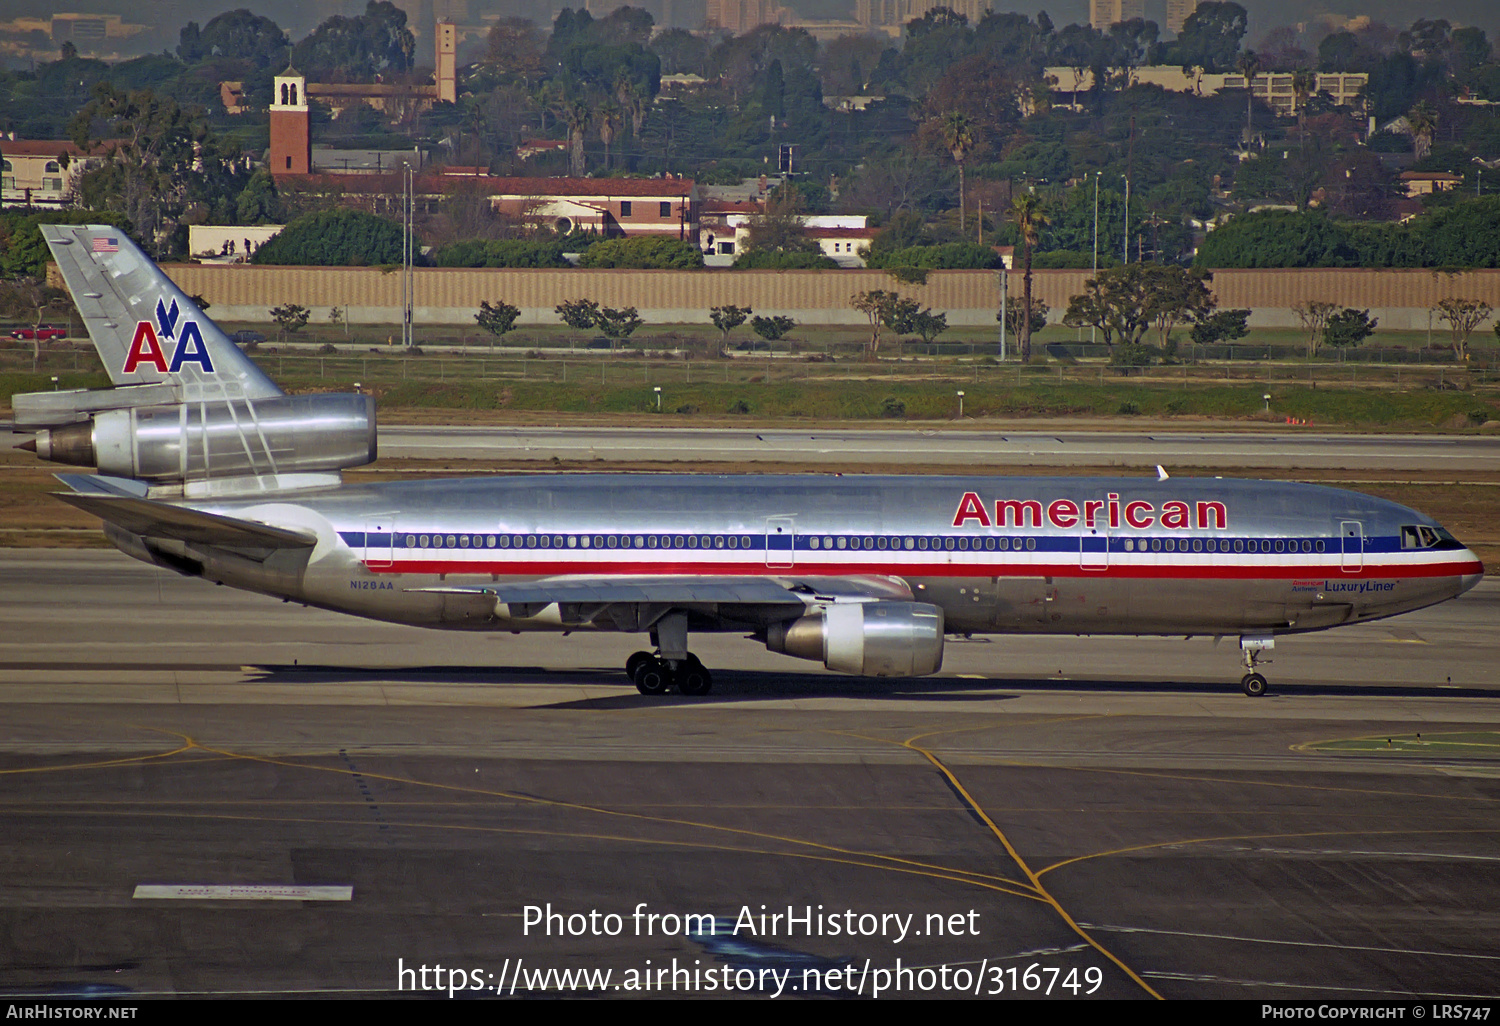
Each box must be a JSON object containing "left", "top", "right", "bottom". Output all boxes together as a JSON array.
[{"left": 367, "top": 558, "right": 1483, "bottom": 580}]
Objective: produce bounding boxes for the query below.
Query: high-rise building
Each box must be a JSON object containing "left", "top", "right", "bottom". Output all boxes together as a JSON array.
[
  {"left": 706, "top": 0, "right": 787, "bottom": 34},
  {"left": 855, "top": 0, "right": 991, "bottom": 30},
  {"left": 1166, "top": 0, "right": 1199, "bottom": 34},
  {"left": 1089, "top": 0, "right": 1145, "bottom": 30}
]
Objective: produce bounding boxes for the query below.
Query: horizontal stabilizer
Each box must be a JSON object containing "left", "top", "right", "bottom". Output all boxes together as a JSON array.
[
  {"left": 53, "top": 473, "right": 149, "bottom": 498},
  {"left": 54, "top": 492, "right": 316, "bottom": 549}
]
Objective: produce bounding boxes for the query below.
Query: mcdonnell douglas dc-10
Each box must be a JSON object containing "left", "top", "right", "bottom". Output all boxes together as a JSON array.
[{"left": 14, "top": 225, "right": 1484, "bottom": 697}]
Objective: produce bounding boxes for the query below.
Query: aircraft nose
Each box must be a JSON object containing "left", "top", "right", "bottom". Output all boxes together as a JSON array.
[{"left": 1460, "top": 568, "right": 1484, "bottom": 595}]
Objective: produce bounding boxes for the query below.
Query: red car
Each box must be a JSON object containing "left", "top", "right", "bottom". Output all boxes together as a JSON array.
[{"left": 10, "top": 325, "right": 67, "bottom": 340}]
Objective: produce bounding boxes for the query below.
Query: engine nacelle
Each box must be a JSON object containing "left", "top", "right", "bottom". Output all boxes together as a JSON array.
[
  {"left": 29, "top": 393, "right": 376, "bottom": 482},
  {"left": 766, "top": 601, "right": 944, "bottom": 676}
]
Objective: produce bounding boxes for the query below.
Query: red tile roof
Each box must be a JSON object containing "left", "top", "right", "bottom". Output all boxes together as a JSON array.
[{"left": 287, "top": 173, "right": 696, "bottom": 197}]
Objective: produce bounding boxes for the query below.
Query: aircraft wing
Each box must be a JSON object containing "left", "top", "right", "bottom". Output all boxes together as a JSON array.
[
  {"left": 411, "top": 573, "right": 914, "bottom": 614},
  {"left": 54, "top": 491, "right": 317, "bottom": 550}
]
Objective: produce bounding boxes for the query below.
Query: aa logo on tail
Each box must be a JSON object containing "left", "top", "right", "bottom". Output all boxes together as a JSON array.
[{"left": 123, "top": 298, "right": 215, "bottom": 374}]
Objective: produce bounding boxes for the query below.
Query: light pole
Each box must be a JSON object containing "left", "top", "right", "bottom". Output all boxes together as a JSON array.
[
  {"left": 1263, "top": 393, "right": 1271, "bottom": 412},
  {"left": 956, "top": 390, "right": 964, "bottom": 419},
  {"left": 1091, "top": 171, "right": 1099, "bottom": 344},
  {"left": 997, "top": 268, "right": 1008, "bottom": 361},
  {"left": 654, "top": 386, "right": 662, "bottom": 411}
]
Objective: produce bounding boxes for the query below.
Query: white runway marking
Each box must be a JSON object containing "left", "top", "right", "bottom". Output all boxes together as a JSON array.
[{"left": 133, "top": 884, "right": 353, "bottom": 901}]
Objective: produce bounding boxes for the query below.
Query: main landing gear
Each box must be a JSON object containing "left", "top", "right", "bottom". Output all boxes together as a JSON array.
[
  {"left": 627, "top": 613, "right": 713, "bottom": 696},
  {"left": 1239, "top": 635, "right": 1274, "bottom": 697},
  {"left": 626, "top": 650, "right": 712, "bottom": 696}
]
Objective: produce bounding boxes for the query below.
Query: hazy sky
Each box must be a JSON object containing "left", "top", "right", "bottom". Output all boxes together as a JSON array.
[{"left": 10, "top": 0, "right": 1499, "bottom": 54}]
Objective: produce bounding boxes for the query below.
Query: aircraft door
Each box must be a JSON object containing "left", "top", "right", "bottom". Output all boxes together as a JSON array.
[
  {"left": 1340, "top": 520, "right": 1363, "bottom": 573},
  {"left": 1080, "top": 526, "right": 1109, "bottom": 571},
  {"left": 364, "top": 513, "right": 396, "bottom": 569},
  {"left": 765, "top": 516, "right": 795, "bottom": 569}
]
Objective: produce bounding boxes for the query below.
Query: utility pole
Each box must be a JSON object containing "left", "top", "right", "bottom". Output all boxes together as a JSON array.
[{"left": 402, "top": 165, "right": 415, "bottom": 351}]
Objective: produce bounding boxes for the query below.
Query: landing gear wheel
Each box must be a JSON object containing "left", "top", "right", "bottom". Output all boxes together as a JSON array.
[
  {"left": 625, "top": 650, "right": 653, "bottom": 681},
  {"left": 1241, "top": 673, "right": 1268, "bottom": 698},
  {"left": 675, "top": 656, "right": 712, "bottom": 696},
  {"left": 633, "top": 658, "right": 671, "bottom": 695}
]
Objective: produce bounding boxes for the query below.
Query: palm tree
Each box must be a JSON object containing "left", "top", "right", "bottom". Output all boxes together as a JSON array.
[
  {"left": 1407, "top": 101, "right": 1438, "bottom": 161},
  {"left": 615, "top": 75, "right": 647, "bottom": 138},
  {"left": 1009, "top": 193, "right": 1049, "bottom": 364},
  {"left": 1235, "top": 50, "right": 1261, "bottom": 146},
  {"left": 597, "top": 99, "right": 621, "bottom": 172},
  {"left": 559, "top": 98, "right": 590, "bottom": 177},
  {"left": 939, "top": 110, "right": 975, "bottom": 231},
  {"left": 1291, "top": 67, "right": 1318, "bottom": 148}
]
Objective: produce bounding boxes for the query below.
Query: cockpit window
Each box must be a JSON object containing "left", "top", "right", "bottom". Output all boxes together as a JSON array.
[{"left": 1402, "top": 525, "right": 1445, "bottom": 549}]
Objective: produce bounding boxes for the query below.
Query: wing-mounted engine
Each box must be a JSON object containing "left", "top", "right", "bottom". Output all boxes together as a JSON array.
[
  {"left": 766, "top": 601, "right": 945, "bottom": 676},
  {"left": 22, "top": 393, "right": 376, "bottom": 494}
]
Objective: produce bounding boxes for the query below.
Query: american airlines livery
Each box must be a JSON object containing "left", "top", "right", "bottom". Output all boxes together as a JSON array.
[{"left": 15, "top": 225, "right": 1484, "bottom": 698}]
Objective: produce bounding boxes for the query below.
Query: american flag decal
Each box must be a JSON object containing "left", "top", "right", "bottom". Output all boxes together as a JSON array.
[{"left": 91, "top": 237, "right": 119, "bottom": 252}]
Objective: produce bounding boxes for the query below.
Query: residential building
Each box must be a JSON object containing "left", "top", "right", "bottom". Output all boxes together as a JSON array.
[
  {"left": 1045, "top": 67, "right": 1369, "bottom": 116},
  {"left": 0, "top": 139, "right": 104, "bottom": 209},
  {"left": 1400, "top": 171, "right": 1463, "bottom": 197}
]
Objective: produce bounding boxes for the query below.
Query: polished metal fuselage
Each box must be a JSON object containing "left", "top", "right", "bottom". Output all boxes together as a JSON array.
[{"left": 123, "top": 472, "right": 1483, "bottom": 641}]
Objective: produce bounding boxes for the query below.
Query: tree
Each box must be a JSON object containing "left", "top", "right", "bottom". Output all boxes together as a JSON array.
[
  {"left": 1235, "top": 50, "right": 1261, "bottom": 144},
  {"left": 908, "top": 309, "right": 948, "bottom": 345},
  {"left": 1407, "top": 101, "right": 1438, "bottom": 162},
  {"left": 1293, "top": 300, "right": 1337, "bottom": 356},
  {"left": 555, "top": 299, "right": 601, "bottom": 333},
  {"left": 1190, "top": 308, "right": 1250, "bottom": 347},
  {"left": 1291, "top": 67, "right": 1318, "bottom": 146},
  {"left": 1433, "top": 298, "right": 1492, "bottom": 361},
  {"left": 178, "top": 10, "right": 289, "bottom": 70},
  {"left": 270, "top": 303, "right": 310, "bottom": 342},
  {"left": 1173, "top": 2, "right": 1248, "bottom": 74},
  {"left": 290, "top": 1, "right": 416, "bottom": 81},
  {"left": 595, "top": 306, "right": 644, "bottom": 341},
  {"left": 576, "top": 236, "right": 703, "bottom": 269},
  {"left": 596, "top": 99, "right": 621, "bottom": 172},
  {"left": 1061, "top": 264, "right": 1157, "bottom": 351},
  {"left": 851, "top": 289, "right": 919, "bottom": 358},
  {"left": 743, "top": 186, "right": 819, "bottom": 255},
  {"left": 938, "top": 110, "right": 974, "bottom": 231},
  {"left": 751, "top": 315, "right": 796, "bottom": 342},
  {"left": 559, "top": 98, "right": 590, "bottom": 177},
  {"left": 476, "top": 299, "right": 521, "bottom": 346},
  {"left": 1146, "top": 267, "right": 1216, "bottom": 355},
  {"left": 1009, "top": 193, "right": 1048, "bottom": 363},
  {"left": 709, "top": 305, "right": 751, "bottom": 354},
  {"left": 252, "top": 209, "right": 403, "bottom": 266},
  {"left": 1323, "top": 308, "right": 1377, "bottom": 348},
  {"left": 1000, "top": 296, "right": 1047, "bottom": 338}
]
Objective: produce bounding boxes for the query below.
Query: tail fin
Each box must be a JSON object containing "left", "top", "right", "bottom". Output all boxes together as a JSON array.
[{"left": 42, "top": 224, "right": 282, "bottom": 402}]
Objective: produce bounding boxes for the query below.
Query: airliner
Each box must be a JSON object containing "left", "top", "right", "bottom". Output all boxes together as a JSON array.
[{"left": 14, "top": 225, "right": 1484, "bottom": 698}]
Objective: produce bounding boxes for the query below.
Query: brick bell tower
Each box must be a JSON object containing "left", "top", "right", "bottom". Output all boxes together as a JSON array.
[{"left": 269, "top": 68, "right": 310, "bottom": 177}]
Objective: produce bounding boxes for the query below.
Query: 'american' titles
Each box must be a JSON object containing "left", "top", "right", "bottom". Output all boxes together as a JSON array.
[{"left": 952, "top": 491, "right": 1228, "bottom": 532}]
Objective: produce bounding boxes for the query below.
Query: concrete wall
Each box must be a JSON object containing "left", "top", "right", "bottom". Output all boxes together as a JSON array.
[{"left": 160, "top": 264, "right": 1500, "bottom": 333}]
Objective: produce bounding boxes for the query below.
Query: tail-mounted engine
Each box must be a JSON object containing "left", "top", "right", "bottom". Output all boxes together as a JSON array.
[
  {"left": 767, "top": 601, "right": 944, "bottom": 676},
  {"left": 24, "top": 393, "right": 376, "bottom": 484}
]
